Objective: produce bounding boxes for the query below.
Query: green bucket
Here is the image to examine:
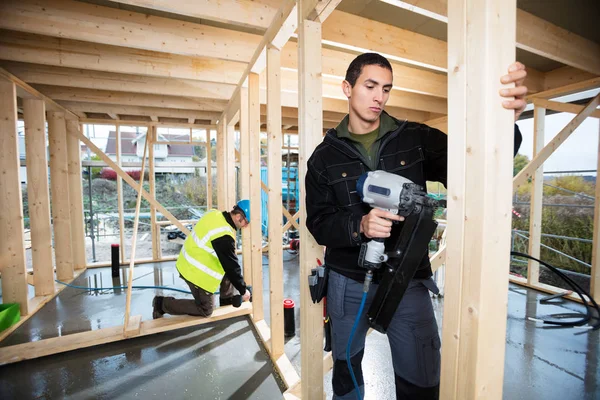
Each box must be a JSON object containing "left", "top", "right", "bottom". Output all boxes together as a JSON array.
[{"left": 0, "top": 303, "right": 21, "bottom": 332}]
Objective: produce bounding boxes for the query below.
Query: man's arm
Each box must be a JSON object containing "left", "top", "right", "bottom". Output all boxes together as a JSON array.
[
  {"left": 305, "top": 155, "right": 363, "bottom": 249},
  {"left": 212, "top": 236, "right": 247, "bottom": 295}
]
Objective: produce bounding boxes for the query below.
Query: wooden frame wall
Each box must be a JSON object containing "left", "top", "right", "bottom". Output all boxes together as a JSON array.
[{"left": 1, "top": 1, "right": 599, "bottom": 398}]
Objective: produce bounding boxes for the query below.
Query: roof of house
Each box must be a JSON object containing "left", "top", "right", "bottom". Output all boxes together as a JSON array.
[{"left": 104, "top": 131, "right": 194, "bottom": 157}]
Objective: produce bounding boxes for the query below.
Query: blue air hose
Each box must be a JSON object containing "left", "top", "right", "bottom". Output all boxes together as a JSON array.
[
  {"left": 55, "top": 280, "right": 192, "bottom": 294},
  {"left": 346, "top": 270, "right": 373, "bottom": 400}
]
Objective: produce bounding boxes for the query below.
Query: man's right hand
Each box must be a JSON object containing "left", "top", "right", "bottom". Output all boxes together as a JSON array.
[
  {"left": 360, "top": 208, "right": 404, "bottom": 239},
  {"left": 242, "top": 289, "right": 251, "bottom": 302}
]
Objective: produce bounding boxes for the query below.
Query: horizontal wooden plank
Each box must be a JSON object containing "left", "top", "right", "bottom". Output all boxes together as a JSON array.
[
  {"left": 0, "top": 303, "right": 252, "bottom": 366},
  {"left": 0, "top": 0, "right": 262, "bottom": 63}
]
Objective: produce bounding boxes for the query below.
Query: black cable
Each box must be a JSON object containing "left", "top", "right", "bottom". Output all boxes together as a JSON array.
[{"left": 511, "top": 251, "right": 600, "bottom": 331}]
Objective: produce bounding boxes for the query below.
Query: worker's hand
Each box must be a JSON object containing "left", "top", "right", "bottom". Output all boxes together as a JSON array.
[
  {"left": 500, "top": 62, "right": 528, "bottom": 122},
  {"left": 242, "top": 289, "right": 251, "bottom": 302},
  {"left": 360, "top": 208, "right": 404, "bottom": 239}
]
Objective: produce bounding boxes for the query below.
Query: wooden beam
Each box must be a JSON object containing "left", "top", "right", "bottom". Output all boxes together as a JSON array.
[
  {"left": 0, "top": 30, "right": 247, "bottom": 85},
  {"left": 592, "top": 119, "right": 600, "bottom": 300},
  {"left": 543, "top": 66, "right": 599, "bottom": 92},
  {"left": 226, "top": 122, "right": 236, "bottom": 208},
  {"left": 106, "top": 0, "right": 280, "bottom": 30},
  {"left": 395, "top": 0, "right": 600, "bottom": 75},
  {"left": 0, "top": 0, "right": 262, "bottom": 63},
  {"left": 440, "top": 0, "right": 515, "bottom": 398},
  {"left": 0, "top": 79, "right": 29, "bottom": 315},
  {"left": 207, "top": 131, "right": 213, "bottom": 209},
  {"left": 249, "top": 72, "right": 264, "bottom": 322},
  {"left": 124, "top": 132, "right": 149, "bottom": 331},
  {"left": 322, "top": 10, "right": 447, "bottom": 71},
  {"left": 33, "top": 86, "right": 228, "bottom": 112},
  {"left": 66, "top": 120, "right": 86, "bottom": 270},
  {"left": 224, "top": 0, "right": 296, "bottom": 124},
  {"left": 48, "top": 111, "right": 74, "bottom": 281},
  {"left": 278, "top": 68, "right": 448, "bottom": 114},
  {"left": 59, "top": 102, "right": 220, "bottom": 122},
  {"left": 424, "top": 115, "right": 448, "bottom": 134},
  {"left": 0, "top": 303, "right": 252, "bottom": 366},
  {"left": 149, "top": 127, "right": 159, "bottom": 260},
  {"left": 285, "top": 41, "right": 447, "bottom": 98},
  {"left": 239, "top": 87, "right": 252, "bottom": 286},
  {"left": 1, "top": 62, "right": 237, "bottom": 101},
  {"left": 297, "top": 8, "right": 325, "bottom": 399},
  {"left": 514, "top": 94, "right": 600, "bottom": 190},
  {"left": 216, "top": 120, "right": 227, "bottom": 210},
  {"left": 23, "top": 99, "right": 54, "bottom": 296},
  {"left": 115, "top": 125, "right": 126, "bottom": 263},
  {"left": 266, "top": 45, "right": 285, "bottom": 358},
  {"left": 531, "top": 98, "right": 600, "bottom": 119},
  {"left": 527, "top": 77, "right": 600, "bottom": 101},
  {"left": 527, "top": 106, "right": 545, "bottom": 285},
  {"left": 0, "top": 67, "right": 78, "bottom": 119}
]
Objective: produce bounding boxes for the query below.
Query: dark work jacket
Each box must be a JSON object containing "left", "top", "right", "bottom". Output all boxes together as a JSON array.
[
  {"left": 211, "top": 212, "right": 247, "bottom": 295},
  {"left": 305, "top": 111, "right": 523, "bottom": 283}
]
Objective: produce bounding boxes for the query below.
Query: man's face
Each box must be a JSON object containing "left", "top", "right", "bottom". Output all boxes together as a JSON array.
[
  {"left": 234, "top": 213, "right": 249, "bottom": 230},
  {"left": 343, "top": 64, "right": 393, "bottom": 124}
]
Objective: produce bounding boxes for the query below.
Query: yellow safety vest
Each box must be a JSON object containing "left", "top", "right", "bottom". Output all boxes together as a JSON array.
[{"left": 176, "top": 210, "right": 236, "bottom": 293}]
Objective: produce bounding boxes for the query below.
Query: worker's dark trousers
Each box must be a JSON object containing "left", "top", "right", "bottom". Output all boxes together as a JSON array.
[
  {"left": 161, "top": 276, "right": 235, "bottom": 317},
  {"left": 328, "top": 270, "right": 441, "bottom": 400}
]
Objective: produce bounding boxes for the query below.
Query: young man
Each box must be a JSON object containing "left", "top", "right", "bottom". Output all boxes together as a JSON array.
[
  {"left": 305, "top": 53, "right": 526, "bottom": 399},
  {"left": 152, "top": 200, "right": 252, "bottom": 319}
]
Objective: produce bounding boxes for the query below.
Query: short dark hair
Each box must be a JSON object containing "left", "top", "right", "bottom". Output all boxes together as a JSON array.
[
  {"left": 231, "top": 206, "right": 246, "bottom": 218},
  {"left": 345, "top": 53, "right": 393, "bottom": 87}
]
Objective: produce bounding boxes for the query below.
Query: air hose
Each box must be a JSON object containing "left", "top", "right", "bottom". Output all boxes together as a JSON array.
[
  {"left": 347, "top": 270, "right": 373, "bottom": 400},
  {"left": 511, "top": 252, "right": 600, "bottom": 331},
  {"left": 55, "top": 280, "right": 193, "bottom": 294}
]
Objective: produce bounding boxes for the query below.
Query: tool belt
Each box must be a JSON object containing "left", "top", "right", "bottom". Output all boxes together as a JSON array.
[{"left": 308, "top": 264, "right": 329, "bottom": 304}]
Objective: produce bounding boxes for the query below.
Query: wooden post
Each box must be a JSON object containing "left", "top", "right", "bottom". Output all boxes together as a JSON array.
[
  {"left": 297, "top": 11, "right": 325, "bottom": 399},
  {"left": 441, "top": 0, "right": 516, "bottom": 398},
  {"left": 123, "top": 134, "right": 149, "bottom": 333},
  {"left": 226, "top": 119, "right": 236, "bottom": 207},
  {"left": 149, "top": 127, "right": 158, "bottom": 260},
  {"left": 48, "top": 111, "right": 74, "bottom": 281},
  {"left": 116, "top": 124, "right": 126, "bottom": 263},
  {"left": 0, "top": 79, "right": 29, "bottom": 314},
  {"left": 240, "top": 87, "right": 252, "bottom": 285},
  {"left": 216, "top": 121, "right": 227, "bottom": 210},
  {"left": 207, "top": 130, "right": 213, "bottom": 209},
  {"left": 66, "top": 119, "right": 86, "bottom": 270},
  {"left": 266, "top": 44, "right": 284, "bottom": 357},
  {"left": 527, "top": 105, "right": 545, "bottom": 284},
  {"left": 591, "top": 119, "right": 600, "bottom": 300},
  {"left": 23, "top": 98, "right": 54, "bottom": 296},
  {"left": 248, "top": 72, "right": 263, "bottom": 322}
]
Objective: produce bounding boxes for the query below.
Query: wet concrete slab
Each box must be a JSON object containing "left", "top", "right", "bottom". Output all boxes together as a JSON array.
[
  {"left": 0, "top": 317, "right": 284, "bottom": 399},
  {"left": 1, "top": 253, "right": 598, "bottom": 399}
]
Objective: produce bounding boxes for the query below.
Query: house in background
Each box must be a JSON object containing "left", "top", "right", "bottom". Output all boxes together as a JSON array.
[{"left": 104, "top": 131, "right": 197, "bottom": 176}]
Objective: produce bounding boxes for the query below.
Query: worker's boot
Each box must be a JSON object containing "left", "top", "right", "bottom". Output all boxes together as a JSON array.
[
  {"left": 152, "top": 296, "right": 165, "bottom": 319},
  {"left": 219, "top": 295, "right": 242, "bottom": 307}
]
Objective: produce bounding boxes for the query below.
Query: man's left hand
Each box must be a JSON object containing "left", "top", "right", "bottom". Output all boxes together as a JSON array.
[{"left": 500, "top": 62, "right": 528, "bottom": 121}]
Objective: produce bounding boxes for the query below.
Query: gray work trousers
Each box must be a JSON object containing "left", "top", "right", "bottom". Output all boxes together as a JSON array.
[
  {"left": 161, "top": 276, "right": 235, "bottom": 317},
  {"left": 327, "top": 270, "right": 441, "bottom": 399}
]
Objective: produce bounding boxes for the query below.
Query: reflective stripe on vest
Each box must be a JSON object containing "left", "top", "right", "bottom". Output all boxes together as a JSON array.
[{"left": 176, "top": 210, "right": 235, "bottom": 293}]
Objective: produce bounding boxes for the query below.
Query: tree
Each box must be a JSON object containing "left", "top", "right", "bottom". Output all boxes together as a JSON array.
[{"left": 513, "top": 153, "right": 529, "bottom": 177}]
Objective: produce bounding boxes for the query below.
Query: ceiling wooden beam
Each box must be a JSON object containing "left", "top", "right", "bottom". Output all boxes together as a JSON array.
[
  {"left": 277, "top": 68, "right": 447, "bottom": 114},
  {"left": 106, "top": 0, "right": 281, "bottom": 30},
  {"left": 0, "top": 61, "right": 237, "bottom": 101},
  {"left": 0, "top": 30, "right": 247, "bottom": 85},
  {"left": 322, "top": 10, "right": 447, "bottom": 71},
  {"left": 393, "top": 0, "right": 600, "bottom": 75},
  {"left": 0, "top": 0, "right": 262, "bottom": 63},
  {"left": 58, "top": 101, "right": 221, "bottom": 121},
  {"left": 35, "top": 86, "right": 228, "bottom": 111}
]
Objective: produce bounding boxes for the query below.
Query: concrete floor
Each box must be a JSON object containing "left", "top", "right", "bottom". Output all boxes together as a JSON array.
[{"left": 0, "top": 253, "right": 599, "bottom": 399}]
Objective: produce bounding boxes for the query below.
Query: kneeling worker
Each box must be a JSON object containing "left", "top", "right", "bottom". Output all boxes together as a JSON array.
[{"left": 152, "top": 200, "right": 252, "bottom": 318}]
